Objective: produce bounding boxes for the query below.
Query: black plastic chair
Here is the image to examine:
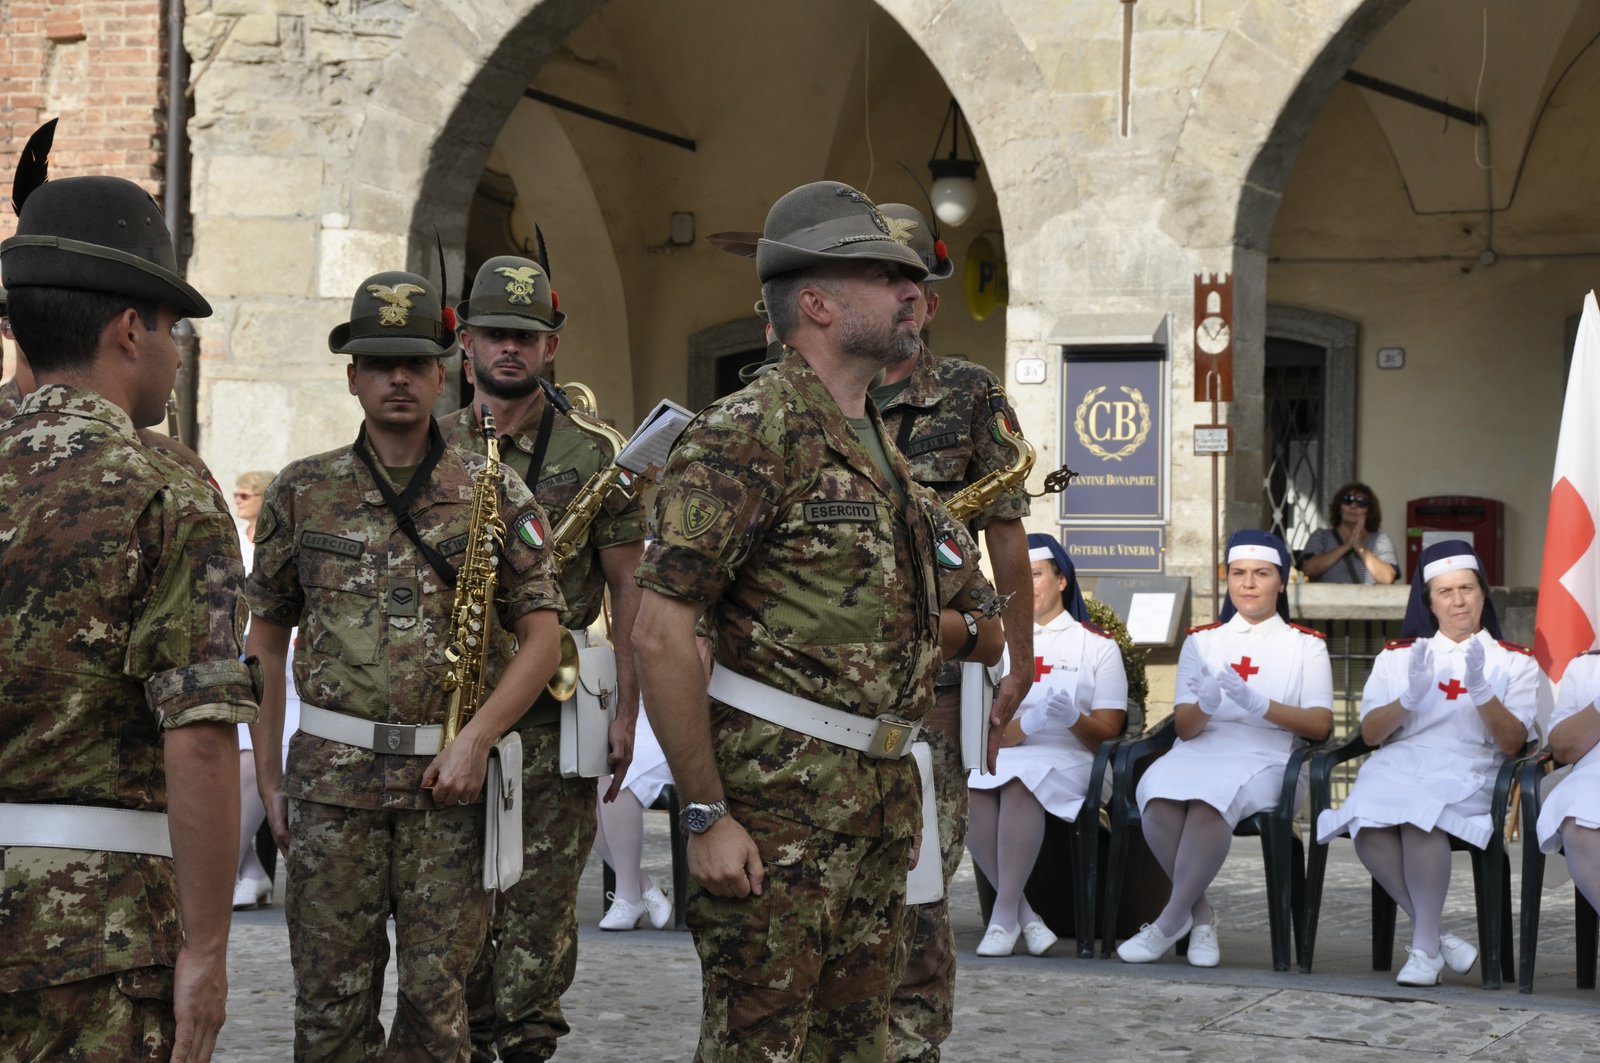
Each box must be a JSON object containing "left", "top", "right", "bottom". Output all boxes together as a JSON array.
[
  {"left": 600, "top": 783, "right": 690, "bottom": 931},
  {"left": 1517, "top": 752, "right": 1599, "bottom": 993},
  {"left": 1301, "top": 734, "right": 1533, "bottom": 989},
  {"left": 1097, "top": 718, "right": 1316, "bottom": 971}
]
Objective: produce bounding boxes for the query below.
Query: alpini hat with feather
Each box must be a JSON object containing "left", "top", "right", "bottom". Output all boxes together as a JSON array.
[
  {"left": 877, "top": 202, "right": 954, "bottom": 281},
  {"left": 1, "top": 121, "right": 211, "bottom": 318},
  {"left": 456, "top": 254, "right": 565, "bottom": 333},
  {"left": 329, "top": 270, "right": 457, "bottom": 357},
  {"left": 756, "top": 181, "right": 929, "bottom": 283}
]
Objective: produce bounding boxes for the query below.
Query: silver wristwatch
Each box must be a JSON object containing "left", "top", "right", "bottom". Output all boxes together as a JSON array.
[{"left": 679, "top": 800, "right": 729, "bottom": 835}]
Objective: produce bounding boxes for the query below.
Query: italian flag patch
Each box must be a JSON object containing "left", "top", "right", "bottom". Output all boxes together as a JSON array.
[
  {"left": 935, "top": 533, "right": 963, "bottom": 568},
  {"left": 517, "top": 514, "right": 546, "bottom": 549}
]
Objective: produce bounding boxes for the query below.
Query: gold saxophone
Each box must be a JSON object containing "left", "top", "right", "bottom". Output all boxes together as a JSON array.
[
  {"left": 943, "top": 383, "right": 1075, "bottom": 523},
  {"left": 441, "top": 408, "right": 508, "bottom": 746},
  {"left": 532, "top": 378, "right": 638, "bottom": 702}
]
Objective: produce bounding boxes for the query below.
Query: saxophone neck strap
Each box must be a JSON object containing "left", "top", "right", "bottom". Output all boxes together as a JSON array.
[
  {"left": 354, "top": 418, "right": 458, "bottom": 588},
  {"left": 517, "top": 398, "right": 558, "bottom": 495},
  {"left": 895, "top": 406, "right": 917, "bottom": 455}
]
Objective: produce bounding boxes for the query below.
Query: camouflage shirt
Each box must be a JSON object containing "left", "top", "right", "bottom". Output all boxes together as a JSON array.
[
  {"left": 0, "top": 385, "right": 259, "bottom": 993},
  {"left": 244, "top": 432, "right": 564, "bottom": 810},
  {"left": 442, "top": 403, "right": 647, "bottom": 631},
  {"left": 873, "top": 346, "right": 1030, "bottom": 529},
  {"left": 0, "top": 376, "right": 20, "bottom": 420},
  {"left": 876, "top": 345, "right": 1030, "bottom": 686},
  {"left": 636, "top": 351, "right": 942, "bottom": 840}
]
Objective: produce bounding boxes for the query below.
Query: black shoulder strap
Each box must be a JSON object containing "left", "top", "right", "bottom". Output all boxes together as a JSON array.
[
  {"left": 520, "top": 399, "right": 557, "bottom": 494},
  {"left": 353, "top": 419, "right": 457, "bottom": 588}
]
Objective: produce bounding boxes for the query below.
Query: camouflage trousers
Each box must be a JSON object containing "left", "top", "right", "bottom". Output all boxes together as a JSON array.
[
  {"left": 0, "top": 967, "right": 173, "bottom": 1062},
  {"left": 691, "top": 802, "right": 912, "bottom": 1063},
  {"left": 467, "top": 720, "right": 597, "bottom": 1062},
  {"left": 889, "top": 687, "right": 966, "bottom": 1062},
  {"left": 286, "top": 798, "right": 489, "bottom": 1063}
]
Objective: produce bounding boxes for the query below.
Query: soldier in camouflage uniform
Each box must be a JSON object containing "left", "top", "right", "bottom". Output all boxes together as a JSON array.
[
  {"left": 0, "top": 176, "right": 259, "bottom": 1063},
  {"left": 634, "top": 181, "right": 1000, "bottom": 1062},
  {"left": 443, "top": 255, "right": 648, "bottom": 1063},
  {"left": 243, "top": 271, "right": 566, "bottom": 1062},
  {"left": 871, "top": 203, "right": 1035, "bottom": 1062}
]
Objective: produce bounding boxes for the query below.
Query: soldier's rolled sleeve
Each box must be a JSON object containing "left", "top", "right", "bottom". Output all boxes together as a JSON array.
[
  {"left": 635, "top": 428, "right": 776, "bottom": 603},
  {"left": 591, "top": 492, "right": 649, "bottom": 551},
  {"left": 967, "top": 382, "right": 1031, "bottom": 529},
  {"left": 495, "top": 477, "right": 566, "bottom": 624},
  {"left": 127, "top": 490, "right": 259, "bottom": 730}
]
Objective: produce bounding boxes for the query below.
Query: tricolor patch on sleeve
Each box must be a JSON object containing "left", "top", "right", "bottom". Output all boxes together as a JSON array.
[
  {"left": 935, "top": 533, "right": 964, "bottom": 568},
  {"left": 517, "top": 514, "right": 546, "bottom": 549}
]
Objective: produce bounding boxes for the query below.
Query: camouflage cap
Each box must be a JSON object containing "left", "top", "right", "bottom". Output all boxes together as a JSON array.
[
  {"left": 878, "top": 203, "right": 954, "bottom": 281},
  {"left": 756, "top": 181, "right": 929, "bottom": 283},
  {"left": 328, "top": 270, "right": 457, "bottom": 357},
  {"left": 456, "top": 255, "right": 565, "bottom": 333},
  {"left": 0, "top": 176, "right": 211, "bottom": 318}
]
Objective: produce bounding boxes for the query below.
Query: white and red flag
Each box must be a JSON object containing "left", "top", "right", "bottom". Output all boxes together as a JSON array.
[{"left": 1534, "top": 290, "right": 1600, "bottom": 687}]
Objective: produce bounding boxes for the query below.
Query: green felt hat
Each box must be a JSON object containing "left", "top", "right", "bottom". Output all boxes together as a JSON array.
[
  {"left": 456, "top": 255, "right": 565, "bottom": 332},
  {"left": 756, "top": 181, "right": 929, "bottom": 283},
  {"left": 329, "top": 270, "right": 456, "bottom": 357},
  {"left": 878, "top": 203, "right": 954, "bottom": 281},
  {"left": 0, "top": 176, "right": 211, "bottom": 317}
]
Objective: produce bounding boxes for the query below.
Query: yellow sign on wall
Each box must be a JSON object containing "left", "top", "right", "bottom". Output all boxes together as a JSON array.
[{"left": 964, "top": 236, "right": 1008, "bottom": 321}]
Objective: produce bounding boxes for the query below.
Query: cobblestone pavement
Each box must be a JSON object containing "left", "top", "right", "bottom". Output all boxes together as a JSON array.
[{"left": 219, "top": 816, "right": 1598, "bottom": 1061}]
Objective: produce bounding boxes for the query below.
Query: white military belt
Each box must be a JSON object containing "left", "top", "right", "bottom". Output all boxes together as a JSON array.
[
  {"left": 299, "top": 704, "right": 443, "bottom": 756},
  {"left": 0, "top": 803, "right": 173, "bottom": 858},
  {"left": 707, "top": 667, "right": 921, "bottom": 760}
]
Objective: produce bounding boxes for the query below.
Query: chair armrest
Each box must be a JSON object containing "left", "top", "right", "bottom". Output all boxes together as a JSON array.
[
  {"left": 1083, "top": 735, "right": 1122, "bottom": 822},
  {"left": 1277, "top": 734, "right": 1339, "bottom": 814},
  {"left": 1491, "top": 740, "right": 1542, "bottom": 828},
  {"left": 1108, "top": 717, "right": 1177, "bottom": 818},
  {"left": 1517, "top": 749, "right": 1555, "bottom": 841},
  {"left": 1308, "top": 731, "right": 1375, "bottom": 820}
]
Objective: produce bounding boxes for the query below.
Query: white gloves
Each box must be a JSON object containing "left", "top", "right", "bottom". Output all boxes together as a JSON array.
[
  {"left": 1043, "top": 687, "right": 1081, "bottom": 727},
  {"left": 1190, "top": 660, "right": 1223, "bottom": 715},
  {"left": 1463, "top": 638, "right": 1496, "bottom": 706},
  {"left": 1218, "top": 661, "right": 1271, "bottom": 719},
  {"left": 1399, "top": 641, "right": 1435, "bottom": 711}
]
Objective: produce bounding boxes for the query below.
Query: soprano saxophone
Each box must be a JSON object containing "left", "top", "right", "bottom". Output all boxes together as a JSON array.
[
  {"left": 441, "top": 407, "right": 507, "bottom": 746},
  {"left": 943, "top": 383, "right": 1075, "bottom": 523}
]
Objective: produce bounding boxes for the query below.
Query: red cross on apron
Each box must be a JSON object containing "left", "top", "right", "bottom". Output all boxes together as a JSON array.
[
  {"left": 1034, "top": 657, "right": 1053, "bottom": 683},
  {"left": 1230, "top": 657, "right": 1260, "bottom": 681},
  {"left": 1438, "top": 678, "right": 1469, "bottom": 701}
]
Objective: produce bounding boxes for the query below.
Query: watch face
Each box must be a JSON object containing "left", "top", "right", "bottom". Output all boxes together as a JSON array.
[{"left": 683, "top": 807, "right": 708, "bottom": 833}]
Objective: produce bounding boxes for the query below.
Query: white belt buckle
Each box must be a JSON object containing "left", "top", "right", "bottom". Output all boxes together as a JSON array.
[
  {"left": 867, "top": 715, "right": 920, "bottom": 760},
  {"left": 375, "top": 723, "right": 420, "bottom": 755}
]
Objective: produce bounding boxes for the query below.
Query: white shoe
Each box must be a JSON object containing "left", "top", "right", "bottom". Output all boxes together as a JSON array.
[
  {"left": 1439, "top": 931, "right": 1478, "bottom": 975},
  {"left": 232, "top": 876, "right": 270, "bottom": 911},
  {"left": 598, "top": 893, "right": 648, "bottom": 931},
  {"left": 1187, "top": 919, "right": 1220, "bottom": 967},
  {"left": 975, "top": 923, "right": 1021, "bottom": 957},
  {"left": 1021, "top": 920, "right": 1058, "bottom": 957},
  {"left": 1396, "top": 946, "right": 1444, "bottom": 986},
  {"left": 641, "top": 880, "right": 673, "bottom": 930},
  {"left": 1117, "top": 916, "right": 1192, "bottom": 964}
]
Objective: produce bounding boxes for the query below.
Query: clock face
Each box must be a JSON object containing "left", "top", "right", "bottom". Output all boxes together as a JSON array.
[{"left": 1197, "top": 315, "right": 1231, "bottom": 356}]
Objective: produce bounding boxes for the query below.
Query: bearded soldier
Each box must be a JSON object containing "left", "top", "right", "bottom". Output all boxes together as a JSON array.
[{"left": 444, "top": 254, "right": 648, "bottom": 1063}]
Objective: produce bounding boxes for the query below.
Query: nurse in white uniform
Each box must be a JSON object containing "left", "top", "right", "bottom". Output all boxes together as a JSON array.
[
  {"left": 967, "top": 534, "right": 1127, "bottom": 958},
  {"left": 1535, "top": 650, "right": 1600, "bottom": 918},
  {"left": 1120, "top": 530, "right": 1333, "bottom": 967},
  {"left": 1316, "top": 539, "right": 1538, "bottom": 986}
]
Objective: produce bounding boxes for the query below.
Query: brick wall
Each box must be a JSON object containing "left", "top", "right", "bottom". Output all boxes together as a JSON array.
[{"left": 0, "top": 0, "right": 168, "bottom": 243}]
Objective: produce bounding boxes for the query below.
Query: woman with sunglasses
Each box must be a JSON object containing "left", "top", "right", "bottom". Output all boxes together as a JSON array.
[{"left": 1298, "top": 481, "right": 1399, "bottom": 584}]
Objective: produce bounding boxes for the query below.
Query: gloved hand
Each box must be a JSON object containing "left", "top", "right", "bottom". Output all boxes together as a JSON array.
[
  {"left": 1190, "top": 661, "right": 1223, "bottom": 715},
  {"left": 1218, "top": 662, "right": 1270, "bottom": 719},
  {"left": 1399, "top": 641, "right": 1435, "bottom": 711},
  {"left": 1043, "top": 687, "right": 1081, "bottom": 728},
  {"left": 1463, "top": 637, "right": 1495, "bottom": 706}
]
